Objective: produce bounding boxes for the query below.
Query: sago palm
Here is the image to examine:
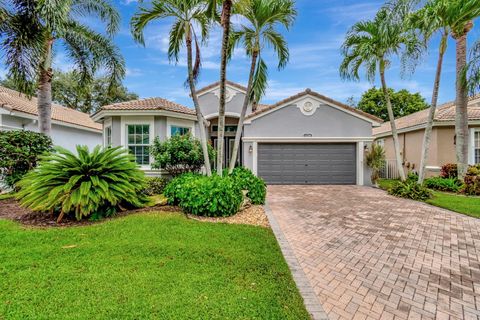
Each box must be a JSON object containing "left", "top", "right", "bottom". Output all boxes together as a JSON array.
[
  {"left": 440, "top": 0, "right": 480, "bottom": 179},
  {"left": 0, "top": 0, "right": 125, "bottom": 135},
  {"left": 227, "top": 0, "right": 296, "bottom": 173},
  {"left": 340, "top": 8, "right": 423, "bottom": 181},
  {"left": 131, "top": 0, "right": 213, "bottom": 176},
  {"left": 16, "top": 146, "right": 148, "bottom": 223},
  {"left": 405, "top": 0, "right": 450, "bottom": 183}
]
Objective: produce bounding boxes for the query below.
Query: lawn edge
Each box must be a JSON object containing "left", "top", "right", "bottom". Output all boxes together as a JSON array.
[{"left": 264, "top": 202, "right": 329, "bottom": 320}]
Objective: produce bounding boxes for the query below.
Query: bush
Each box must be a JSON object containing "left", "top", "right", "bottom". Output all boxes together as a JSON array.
[
  {"left": 143, "top": 177, "right": 169, "bottom": 196},
  {"left": 0, "top": 130, "right": 52, "bottom": 189},
  {"left": 424, "top": 177, "right": 462, "bottom": 192},
  {"left": 407, "top": 172, "right": 419, "bottom": 182},
  {"left": 365, "top": 143, "right": 385, "bottom": 185},
  {"left": 164, "top": 174, "right": 243, "bottom": 217},
  {"left": 463, "top": 165, "right": 480, "bottom": 196},
  {"left": 225, "top": 167, "right": 266, "bottom": 204},
  {"left": 440, "top": 163, "right": 457, "bottom": 179},
  {"left": 388, "top": 180, "right": 432, "bottom": 201},
  {"left": 151, "top": 134, "right": 215, "bottom": 176},
  {"left": 16, "top": 146, "right": 149, "bottom": 222}
]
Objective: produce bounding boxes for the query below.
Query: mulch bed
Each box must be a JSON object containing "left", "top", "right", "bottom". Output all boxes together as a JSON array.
[{"left": 0, "top": 199, "right": 269, "bottom": 228}]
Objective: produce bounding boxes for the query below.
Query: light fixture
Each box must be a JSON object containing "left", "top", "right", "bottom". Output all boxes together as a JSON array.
[
  {"left": 303, "top": 133, "right": 313, "bottom": 137},
  {"left": 249, "top": 145, "right": 253, "bottom": 153}
]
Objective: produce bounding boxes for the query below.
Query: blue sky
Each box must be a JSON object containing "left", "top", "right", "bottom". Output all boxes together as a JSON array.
[{"left": 2, "top": 0, "right": 480, "bottom": 107}]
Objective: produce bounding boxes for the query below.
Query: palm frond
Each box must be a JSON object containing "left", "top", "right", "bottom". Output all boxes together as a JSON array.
[
  {"left": 467, "top": 40, "right": 480, "bottom": 95},
  {"left": 71, "top": 0, "right": 120, "bottom": 35},
  {"left": 251, "top": 56, "right": 268, "bottom": 102}
]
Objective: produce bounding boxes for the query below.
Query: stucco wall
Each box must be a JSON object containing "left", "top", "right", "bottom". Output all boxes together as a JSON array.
[
  {"left": 198, "top": 90, "right": 252, "bottom": 119},
  {"left": 2, "top": 114, "right": 102, "bottom": 152},
  {"left": 243, "top": 103, "right": 372, "bottom": 138}
]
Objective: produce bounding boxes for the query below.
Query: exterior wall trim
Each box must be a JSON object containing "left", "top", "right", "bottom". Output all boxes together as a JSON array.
[
  {"left": 92, "top": 110, "right": 197, "bottom": 122},
  {"left": 357, "top": 141, "right": 364, "bottom": 186},
  {"left": 204, "top": 111, "right": 241, "bottom": 120},
  {"left": 243, "top": 137, "right": 374, "bottom": 143}
]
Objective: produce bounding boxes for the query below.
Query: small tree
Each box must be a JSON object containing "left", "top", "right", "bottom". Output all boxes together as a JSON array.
[
  {"left": 151, "top": 134, "right": 215, "bottom": 177},
  {"left": 365, "top": 143, "right": 386, "bottom": 186},
  {"left": 0, "top": 130, "right": 52, "bottom": 189}
]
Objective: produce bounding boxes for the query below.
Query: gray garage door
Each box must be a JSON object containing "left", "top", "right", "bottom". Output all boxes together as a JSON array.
[{"left": 258, "top": 143, "right": 357, "bottom": 185}]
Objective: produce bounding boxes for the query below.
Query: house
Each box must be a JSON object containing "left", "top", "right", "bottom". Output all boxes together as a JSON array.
[
  {"left": 373, "top": 95, "right": 480, "bottom": 177},
  {"left": 0, "top": 86, "right": 102, "bottom": 151},
  {"left": 92, "top": 81, "right": 382, "bottom": 185}
]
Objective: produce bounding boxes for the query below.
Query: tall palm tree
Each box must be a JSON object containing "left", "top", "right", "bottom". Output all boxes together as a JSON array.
[
  {"left": 467, "top": 40, "right": 480, "bottom": 94},
  {"left": 440, "top": 0, "right": 480, "bottom": 179},
  {"left": 226, "top": 0, "right": 296, "bottom": 173},
  {"left": 131, "top": 0, "right": 213, "bottom": 176},
  {"left": 0, "top": 0, "right": 124, "bottom": 136},
  {"left": 405, "top": 0, "right": 450, "bottom": 183},
  {"left": 340, "top": 8, "right": 423, "bottom": 181}
]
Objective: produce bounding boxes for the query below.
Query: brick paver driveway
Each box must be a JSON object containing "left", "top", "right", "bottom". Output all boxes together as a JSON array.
[{"left": 267, "top": 185, "right": 480, "bottom": 320}]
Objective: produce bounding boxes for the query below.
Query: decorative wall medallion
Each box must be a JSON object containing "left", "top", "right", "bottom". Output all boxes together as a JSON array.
[
  {"left": 297, "top": 99, "right": 319, "bottom": 116},
  {"left": 212, "top": 87, "right": 238, "bottom": 103}
]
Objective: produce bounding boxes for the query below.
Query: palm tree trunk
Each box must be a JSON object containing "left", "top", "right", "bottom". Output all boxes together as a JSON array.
[
  {"left": 217, "top": 0, "right": 233, "bottom": 175},
  {"left": 380, "top": 61, "right": 406, "bottom": 181},
  {"left": 228, "top": 51, "right": 258, "bottom": 174},
  {"left": 37, "top": 38, "right": 54, "bottom": 136},
  {"left": 455, "top": 33, "right": 469, "bottom": 180},
  {"left": 418, "top": 33, "right": 447, "bottom": 184},
  {"left": 186, "top": 30, "right": 212, "bottom": 176}
]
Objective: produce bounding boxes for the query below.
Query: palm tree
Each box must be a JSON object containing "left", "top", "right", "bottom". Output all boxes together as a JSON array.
[
  {"left": 340, "top": 8, "right": 423, "bottom": 181},
  {"left": 226, "top": 0, "right": 296, "bottom": 173},
  {"left": 404, "top": 0, "right": 450, "bottom": 183},
  {"left": 0, "top": 0, "right": 124, "bottom": 136},
  {"left": 131, "top": 0, "right": 213, "bottom": 176},
  {"left": 440, "top": 0, "right": 480, "bottom": 179},
  {"left": 467, "top": 40, "right": 480, "bottom": 94}
]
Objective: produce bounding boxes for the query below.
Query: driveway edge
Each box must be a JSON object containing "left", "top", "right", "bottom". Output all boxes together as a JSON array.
[{"left": 264, "top": 202, "right": 329, "bottom": 320}]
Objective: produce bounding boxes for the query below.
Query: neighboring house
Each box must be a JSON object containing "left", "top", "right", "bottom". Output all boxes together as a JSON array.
[
  {"left": 0, "top": 86, "right": 102, "bottom": 151},
  {"left": 92, "top": 81, "right": 382, "bottom": 185},
  {"left": 373, "top": 95, "right": 480, "bottom": 177}
]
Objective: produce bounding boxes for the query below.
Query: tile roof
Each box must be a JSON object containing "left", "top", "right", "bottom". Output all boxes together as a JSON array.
[
  {"left": 373, "top": 95, "right": 480, "bottom": 136},
  {"left": 196, "top": 80, "right": 248, "bottom": 95},
  {"left": 0, "top": 86, "right": 101, "bottom": 131},
  {"left": 245, "top": 89, "right": 383, "bottom": 123},
  {"left": 98, "top": 97, "right": 196, "bottom": 115}
]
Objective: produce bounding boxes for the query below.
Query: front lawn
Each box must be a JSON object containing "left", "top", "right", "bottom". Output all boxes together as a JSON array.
[
  {"left": 427, "top": 191, "right": 480, "bottom": 218},
  {"left": 0, "top": 212, "right": 309, "bottom": 319}
]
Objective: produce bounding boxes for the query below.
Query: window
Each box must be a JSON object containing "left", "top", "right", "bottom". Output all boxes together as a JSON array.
[
  {"left": 475, "top": 131, "right": 480, "bottom": 164},
  {"left": 105, "top": 126, "right": 112, "bottom": 147},
  {"left": 127, "top": 124, "right": 150, "bottom": 165},
  {"left": 171, "top": 126, "right": 190, "bottom": 136},
  {"left": 212, "top": 125, "right": 237, "bottom": 132}
]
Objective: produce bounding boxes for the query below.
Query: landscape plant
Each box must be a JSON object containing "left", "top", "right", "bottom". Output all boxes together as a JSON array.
[
  {"left": 143, "top": 177, "right": 169, "bottom": 196},
  {"left": 440, "top": 163, "right": 457, "bottom": 178},
  {"left": 225, "top": 167, "right": 266, "bottom": 204},
  {"left": 16, "top": 146, "right": 148, "bottom": 222},
  {"left": 388, "top": 180, "right": 432, "bottom": 201},
  {"left": 463, "top": 165, "right": 480, "bottom": 196},
  {"left": 365, "top": 143, "right": 385, "bottom": 186},
  {"left": 0, "top": 130, "right": 52, "bottom": 189},
  {"left": 150, "top": 134, "right": 215, "bottom": 177},
  {"left": 423, "top": 177, "right": 462, "bottom": 193}
]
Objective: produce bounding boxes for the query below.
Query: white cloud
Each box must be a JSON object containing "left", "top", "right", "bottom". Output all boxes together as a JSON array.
[
  {"left": 320, "top": 2, "right": 382, "bottom": 26},
  {"left": 126, "top": 68, "right": 144, "bottom": 77}
]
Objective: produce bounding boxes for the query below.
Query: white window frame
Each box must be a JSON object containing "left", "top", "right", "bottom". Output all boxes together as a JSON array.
[
  {"left": 470, "top": 128, "right": 480, "bottom": 165},
  {"left": 120, "top": 116, "right": 154, "bottom": 168},
  {"left": 166, "top": 118, "right": 195, "bottom": 138}
]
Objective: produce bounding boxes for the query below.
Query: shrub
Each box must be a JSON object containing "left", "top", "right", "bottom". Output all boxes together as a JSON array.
[
  {"left": 440, "top": 163, "right": 457, "bottom": 179},
  {"left": 16, "top": 146, "right": 149, "bottom": 222},
  {"left": 164, "top": 174, "right": 243, "bottom": 217},
  {"left": 407, "top": 172, "right": 419, "bottom": 182},
  {"left": 143, "top": 176, "right": 169, "bottom": 196},
  {"left": 0, "top": 130, "right": 52, "bottom": 189},
  {"left": 365, "top": 143, "right": 385, "bottom": 185},
  {"left": 388, "top": 180, "right": 432, "bottom": 201},
  {"left": 424, "top": 177, "right": 462, "bottom": 192},
  {"left": 150, "top": 134, "right": 215, "bottom": 176},
  {"left": 463, "top": 165, "right": 480, "bottom": 196},
  {"left": 225, "top": 167, "right": 266, "bottom": 204}
]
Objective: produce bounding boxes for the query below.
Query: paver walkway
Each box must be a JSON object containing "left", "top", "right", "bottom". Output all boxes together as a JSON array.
[{"left": 267, "top": 185, "right": 480, "bottom": 320}]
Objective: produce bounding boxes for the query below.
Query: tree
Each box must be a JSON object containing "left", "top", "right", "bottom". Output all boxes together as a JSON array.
[
  {"left": 227, "top": 0, "right": 296, "bottom": 173},
  {"left": 0, "top": 0, "right": 125, "bottom": 136},
  {"left": 1, "top": 71, "right": 138, "bottom": 114},
  {"left": 340, "top": 8, "right": 423, "bottom": 181},
  {"left": 467, "top": 40, "right": 480, "bottom": 95},
  {"left": 357, "top": 87, "right": 428, "bottom": 121},
  {"left": 131, "top": 0, "right": 213, "bottom": 176},
  {"left": 439, "top": 0, "right": 480, "bottom": 179},
  {"left": 402, "top": 0, "right": 450, "bottom": 184}
]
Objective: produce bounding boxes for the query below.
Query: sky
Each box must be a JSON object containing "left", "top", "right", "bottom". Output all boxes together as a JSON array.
[{"left": 2, "top": 0, "right": 480, "bottom": 108}]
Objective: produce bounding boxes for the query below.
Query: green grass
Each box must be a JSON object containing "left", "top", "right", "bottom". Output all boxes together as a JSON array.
[
  {"left": 378, "top": 179, "right": 398, "bottom": 191},
  {"left": 0, "top": 193, "right": 15, "bottom": 200},
  {"left": 0, "top": 212, "right": 309, "bottom": 320},
  {"left": 427, "top": 191, "right": 480, "bottom": 218}
]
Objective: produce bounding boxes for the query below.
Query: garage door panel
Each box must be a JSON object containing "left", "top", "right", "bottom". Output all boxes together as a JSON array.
[{"left": 258, "top": 143, "right": 356, "bottom": 185}]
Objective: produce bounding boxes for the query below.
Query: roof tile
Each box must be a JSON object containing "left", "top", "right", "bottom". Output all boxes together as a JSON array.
[{"left": 99, "top": 97, "right": 196, "bottom": 115}]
